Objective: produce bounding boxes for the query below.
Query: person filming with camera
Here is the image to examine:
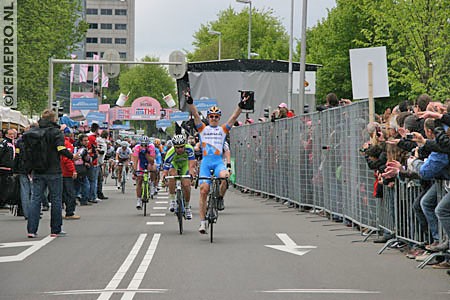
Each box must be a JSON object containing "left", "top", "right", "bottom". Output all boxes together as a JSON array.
[{"left": 184, "top": 89, "right": 247, "bottom": 234}]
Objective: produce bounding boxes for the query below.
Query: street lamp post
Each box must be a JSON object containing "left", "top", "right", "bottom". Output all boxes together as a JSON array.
[
  {"left": 236, "top": 0, "right": 252, "bottom": 59},
  {"left": 208, "top": 30, "right": 222, "bottom": 60}
]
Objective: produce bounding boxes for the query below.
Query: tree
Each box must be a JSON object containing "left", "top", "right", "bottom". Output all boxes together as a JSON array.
[
  {"left": 188, "top": 7, "right": 289, "bottom": 61},
  {"left": 304, "top": 0, "right": 373, "bottom": 105},
  {"left": 118, "top": 56, "right": 177, "bottom": 135},
  {"left": 17, "top": 0, "right": 88, "bottom": 116},
  {"left": 305, "top": 0, "right": 450, "bottom": 111}
]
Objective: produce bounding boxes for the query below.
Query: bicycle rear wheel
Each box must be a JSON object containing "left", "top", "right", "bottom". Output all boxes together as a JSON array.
[{"left": 176, "top": 189, "right": 183, "bottom": 234}]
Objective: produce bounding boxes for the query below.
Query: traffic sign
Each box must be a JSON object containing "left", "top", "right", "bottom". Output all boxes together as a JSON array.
[
  {"left": 102, "top": 49, "right": 120, "bottom": 78},
  {"left": 168, "top": 50, "right": 187, "bottom": 79}
]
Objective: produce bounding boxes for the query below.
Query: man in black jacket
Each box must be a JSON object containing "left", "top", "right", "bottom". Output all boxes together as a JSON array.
[
  {"left": 0, "top": 129, "right": 16, "bottom": 207},
  {"left": 26, "top": 109, "right": 80, "bottom": 238}
]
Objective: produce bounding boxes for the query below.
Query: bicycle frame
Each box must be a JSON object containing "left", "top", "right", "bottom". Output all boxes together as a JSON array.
[
  {"left": 165, "top": 174, "right": 191, "bottom": 234},
  {"left": 196, "top": 170, "right": 228, "bottom": 242},
  {"left": 136, "top": 169, "right": 150, "bottom": 216}
]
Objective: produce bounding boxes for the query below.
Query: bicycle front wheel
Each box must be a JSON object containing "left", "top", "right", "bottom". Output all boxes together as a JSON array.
[
  {"left": 176, "top": 189, "right": 183, "bottom": 234},
  {"left": 209, "top": 218, "right": 214, "bottom": 243}
]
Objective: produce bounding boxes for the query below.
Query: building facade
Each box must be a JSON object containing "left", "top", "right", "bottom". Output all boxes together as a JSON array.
[{"left": 85, "top": 0, "right": 135, "bottom": 61}]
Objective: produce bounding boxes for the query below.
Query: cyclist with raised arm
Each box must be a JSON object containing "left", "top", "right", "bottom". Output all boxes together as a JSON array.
[
  {"left": 162, "top": 135, "right": 196, "bottom": 220},
  {"left": 115, "top": 141, "right": 132, "bottom": 189},
  {"left": 131, "top": 136, "right": 156, "bottom": 210},
  {"left": 185, "top": 89, "right": 245, "bottom": 234}
]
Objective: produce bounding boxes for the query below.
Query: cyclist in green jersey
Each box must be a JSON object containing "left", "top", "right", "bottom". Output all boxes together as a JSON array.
[{"left": 162, "top": 135, "right": 196, "bottom": 219}]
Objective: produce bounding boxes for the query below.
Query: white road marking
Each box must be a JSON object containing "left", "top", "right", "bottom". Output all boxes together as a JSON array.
[
  {"left": 261, "top": 289, "right": 380, "bottom": 294},
  {"left": 153, "top": 207, "right": 167, "bottom": 210},
  {"left": 155, "top": 201, "right": 168, "bottom": 204},
  {"left": 121, "top": 234, "right": 161, "bottom": 300},
  {"left": 156, "top": 196, "right": 168, "bottom": 199},
  {"left": 0, "top": 236, "right": 55, "bottom": 263},
  {"left": 45, "top": 234, "right": 164, "bottom": 300},
  {"left": 265, "top": 233, "right": 317, "bottom": 256},
  {"left": 146, "top": 222, "right": 164, "bottom": 225},
  {"left": 46, "top": 289, "right": 167, "bottom": 296},
  {"left": 96, "top": 234, "right": 147, "bottom": 300},
  {"left": 150, "top": 213, "right": 166, "bottom": 217}
]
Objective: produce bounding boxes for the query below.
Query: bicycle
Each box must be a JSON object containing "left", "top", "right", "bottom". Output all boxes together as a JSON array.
[
  {"left": 165, "top": 173, "right": 192, "bottom": 234},
  {"left": 117, "top": 162, "right": 127, "bottom": 194},
  {"left": 196, "top": 170, "right": 228, "bottom": 243},
  {"left": 136, "top": 169, "right": 152, "bottom": 216}
]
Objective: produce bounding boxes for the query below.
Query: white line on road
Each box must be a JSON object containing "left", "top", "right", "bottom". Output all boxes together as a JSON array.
[
  {"left": 46, "top": 288, "right": 167, "bottom": 296},
  {"left": 97, "top": 234, "right": 147, "bottom": 300},
  {"left": 155, "top": 201, "right": 168, "bottom": 204},
  {"left": 121, "top": 233, "right": 161, "bottom": 300},
  {"left": 261, "top": 289, "right": 380, "bottom": 294},
  {"left": 153, "top": 207, "right": 167, "bottom": 210},
  {"left": 0, "top": 236, "right": 55, "bottom": 263},
  {"left": 150, "top": 213, "right": 166, "bottom": 217},
  {"left": 146, "top": 222, "right": 164, "bottom": 225},
  {"left": 156, "top": 196, "right": 168, "bottom": 199}
]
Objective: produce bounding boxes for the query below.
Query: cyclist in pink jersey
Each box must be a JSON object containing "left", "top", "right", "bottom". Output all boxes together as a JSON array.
[{"left": 131, "top": 136, "right": 156, "bottom": 209}]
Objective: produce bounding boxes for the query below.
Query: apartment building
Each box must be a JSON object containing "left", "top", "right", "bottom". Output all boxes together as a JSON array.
[{"left": 85, "top": 0, "right": 135, "bottom": 61}]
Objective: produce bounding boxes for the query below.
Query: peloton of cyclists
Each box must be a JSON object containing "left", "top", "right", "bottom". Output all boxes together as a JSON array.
[
  {"left": 184, "top": 89, "right": 245, "bottom": 234},
  {"left": 131, "top": 136, "right": 156, "bottom": 210},
  {"left": 162, "top": 134, "right": 196, "bottom": 220}
]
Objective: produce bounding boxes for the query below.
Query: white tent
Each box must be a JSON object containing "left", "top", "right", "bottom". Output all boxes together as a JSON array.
[{"left": 0, "top": 107, "right": 30, "bottom": 129}]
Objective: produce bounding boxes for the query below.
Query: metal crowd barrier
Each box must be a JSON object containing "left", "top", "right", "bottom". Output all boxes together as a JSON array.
[
  {"left": 231, "top": 101, "right": 449, "bottom": 266},
  {"left": 231, "top": 100, "right": 378, "bottom": 231}
]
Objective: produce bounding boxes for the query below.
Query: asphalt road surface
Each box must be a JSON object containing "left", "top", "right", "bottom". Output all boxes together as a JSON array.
[{"left": 0, "top": 177, "right": 449, "bottom": 300}]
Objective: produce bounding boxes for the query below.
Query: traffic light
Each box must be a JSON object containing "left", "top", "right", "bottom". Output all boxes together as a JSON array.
[
  {"left": 263, "top": 107, "right": 270, "bottom": 118},
  {"left": 52, "top": 101, "right": 64, "bottom": 117}
]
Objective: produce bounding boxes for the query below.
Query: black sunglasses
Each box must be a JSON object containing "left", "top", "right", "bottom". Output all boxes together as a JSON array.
[
  {"left": 174, "top": 145, "right": 184, "bottom": 149},
  {"left": 209, "top": 115, "right": 220, "bottom": 119}
]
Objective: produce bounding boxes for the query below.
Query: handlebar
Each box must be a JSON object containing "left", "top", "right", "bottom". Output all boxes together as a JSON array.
[
  {"left": 195, "top": 176, "right": 228, "bottom": 189},
  {"left": 164, "top": 175, "right": 192, "bottom": 181}
]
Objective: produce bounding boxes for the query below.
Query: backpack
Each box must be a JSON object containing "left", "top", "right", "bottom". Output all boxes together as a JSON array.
[{"left": 22, "top": 127, "right": 50, "bottom": 172}]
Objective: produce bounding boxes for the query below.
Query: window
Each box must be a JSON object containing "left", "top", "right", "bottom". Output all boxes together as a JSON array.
[
  {"left": 100, "top": 23, "right": 112, "bottom": 30},
  {"left": 88, "top": 23, "right": 98, "bottom": 29},
  {"left": 86, "top": 8, "right": 98, "bottom": 15},
  {"left": 115, "top": 9, "right": 127, "bottom": 16},
  {"left": 88, "top": 66, "right": 93, "bottom": 72},
  {"left": 101, "top": 9, "right": 112, "bottom": 15},
  {"left": 119, "top": 52, "right": 127, "bottom": 59},
  {"left": 100, "top": 37, "right": 112, "bottom": 44},
  {"left": 115, "top": 38, "right": 127, "bottom": 44},
  {"left": 86, "top": 52, "right": 96, "bottom": 58},
  {"left": 115, "top": 24, "right": 127, "bottom": 30},
  {"left": 86, "top": 37, "right": 98, "bottom": 43}
]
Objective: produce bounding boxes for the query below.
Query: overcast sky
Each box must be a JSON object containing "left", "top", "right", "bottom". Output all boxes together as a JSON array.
[{"left": 134, "top": 0, "right": 336, "bottom": 61}]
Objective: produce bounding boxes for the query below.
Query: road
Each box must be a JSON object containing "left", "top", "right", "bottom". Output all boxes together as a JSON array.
[{"left": 0, "top": 178, "right": 448, "bottom": 300}]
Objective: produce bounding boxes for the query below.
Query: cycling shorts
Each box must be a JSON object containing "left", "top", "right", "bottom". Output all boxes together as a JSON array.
[
  {"left": 166, "top": 161, "right": 189, "bottom": 176},
  {"left": 199, "top": 156, "right": 226, "bottom": 185}
]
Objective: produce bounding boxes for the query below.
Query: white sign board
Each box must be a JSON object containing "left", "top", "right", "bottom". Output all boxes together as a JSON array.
[
  {"left": 293, "top": 71, "right": 316, "bottom": 95},
  {"left": 349, "top": 46, "right": 389, "bottom": 99}
]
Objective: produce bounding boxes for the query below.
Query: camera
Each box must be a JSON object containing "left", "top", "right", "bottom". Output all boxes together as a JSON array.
[
  {"left": 238, "top": 90, "right": 255, "bottom": 111},
  {"left": 405, "top": 133, "right": 414, "bottom": 140}
]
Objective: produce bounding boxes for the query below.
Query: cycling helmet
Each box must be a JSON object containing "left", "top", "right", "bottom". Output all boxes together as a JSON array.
[
  {"left": 154, "top": 138, "right": 161, "bottom": 146},
  {"left": 116, "top": 139, "right": 122, "bottom": 145},
  {"left": 172, "top": 134, "right": 186, "bottom": 146},
  {"left": 141, "top": 136, "right": 150, "bottom": 144},
  {"left": 166, "top": 140, "right": 173, "bottom": 147},
  {"left": 121, "top": 141, "right": 129, "bottom": 148},
  {"left": 207, "top": 106, "right": 222, "bottom": 116}
]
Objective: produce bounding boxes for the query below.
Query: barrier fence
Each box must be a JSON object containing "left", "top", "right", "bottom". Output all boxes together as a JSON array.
[
  {"left": 231, "top": 100, "right": 448, "bottom": 254},
  {"left": 231, "top": 100, "right": 377, "bottom": 230}
]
